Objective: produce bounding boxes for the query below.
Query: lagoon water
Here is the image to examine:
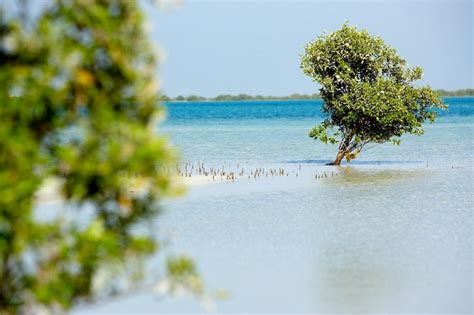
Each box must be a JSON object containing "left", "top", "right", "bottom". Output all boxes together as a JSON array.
[{"left": 81, "top": 98, "right": 473, "bottom": 313}]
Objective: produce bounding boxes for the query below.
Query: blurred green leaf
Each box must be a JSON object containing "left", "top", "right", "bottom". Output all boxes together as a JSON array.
[{"left": 0, "top": 1, "right": 184, "bottom": 312}]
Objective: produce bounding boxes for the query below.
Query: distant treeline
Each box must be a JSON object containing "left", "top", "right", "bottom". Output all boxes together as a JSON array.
[
  {"left": 160, "top": 89, "right": 473, "bottom": 102},
  {"left": 160, "top": 93, "right": 321, "bottom": 102},
  {"left": 434, "top": 89, "right": 474, "bottom": 97}
]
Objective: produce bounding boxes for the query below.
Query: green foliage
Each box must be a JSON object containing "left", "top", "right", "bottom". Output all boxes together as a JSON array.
[
  {"left": 301, "top": 23, "right": 446, "bottom": 164},
  {"left": 166, "top": 255, "right": 203, "bottom": 296},
  {"left": 308, "top": 125, "right": 339, "bottom": 145},
  {"left": 0, "top": 1, "right": 182, "bottom": 312}
]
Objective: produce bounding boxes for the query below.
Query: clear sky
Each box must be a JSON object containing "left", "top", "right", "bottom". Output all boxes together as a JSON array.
[{"left": 148, "top": 0, "right": 473, "bottom": 97}]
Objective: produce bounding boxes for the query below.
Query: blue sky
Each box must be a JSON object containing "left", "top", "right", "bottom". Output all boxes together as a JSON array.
[{"left": 149, "top": 0, "right": 472, "bottom": 97}]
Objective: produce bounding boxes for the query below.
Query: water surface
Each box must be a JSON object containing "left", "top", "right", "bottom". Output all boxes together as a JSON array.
[{"left": 81, "top": 97, "right": 473, "bottom": 313}]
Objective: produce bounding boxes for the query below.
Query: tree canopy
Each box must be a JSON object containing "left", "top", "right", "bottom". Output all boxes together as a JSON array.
[
  {"left": 301, "top": 24, "right": 446, "bottom": 165},
  {"left": 0, "top": 1, "right": 199, "bottom": 312}
]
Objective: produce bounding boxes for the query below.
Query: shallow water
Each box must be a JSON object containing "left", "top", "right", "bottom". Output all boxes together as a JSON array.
[
  {"left": 160, "top": 97, "right": 473, "bottom": 167},
  {"left": 78, "top": 97, "right": 473, "bottom": 313}
]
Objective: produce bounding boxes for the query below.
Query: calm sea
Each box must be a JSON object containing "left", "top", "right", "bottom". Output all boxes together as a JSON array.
[
  {"left": 83, "top": 97, "right": 473, "bottom": 313},
  {"left": 161, "top": 97, "right": 473, "bottom": 166}
]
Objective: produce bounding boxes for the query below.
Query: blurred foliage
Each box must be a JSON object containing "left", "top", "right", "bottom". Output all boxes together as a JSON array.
[
  {"left": 0, "top": 0, "right": 198, "bottom": 313},
  {"left": 165, "top": 255, "right": 203, "bottom": 296},
  {"left": 301, "top": 23, "right": 446, "bottom": 165},
  {"left": 153, "top": 255, "right": 228, "bottom": 313}
]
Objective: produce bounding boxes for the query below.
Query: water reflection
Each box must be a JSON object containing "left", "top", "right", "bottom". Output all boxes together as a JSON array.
[
  {"left": 313, "top": 257, "right": 405, "bottom": 312},
  {"left": 74, "top": 165, "right": 472, "bottom": 313},
  {"left": 309, "top": 166, "right": 471, "bottom": 313},
  {"left": 329, "top": 166, "right": 430, "bottom": 185}
]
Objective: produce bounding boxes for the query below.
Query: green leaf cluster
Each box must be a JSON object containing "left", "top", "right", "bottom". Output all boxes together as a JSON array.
[
  {"left": 0, "top": 1, "right": 179, "bottom": 312},
  {"left": 301, "top": 23, "right": 446, "bottom": 164}
]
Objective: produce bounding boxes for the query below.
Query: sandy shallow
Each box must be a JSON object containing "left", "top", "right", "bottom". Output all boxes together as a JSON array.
[
  {"left": 35, "top": 174, "right": 220, "bottom": 204},
  {"left": 179, "top": 175, "right": 220, "bottom": 187}
]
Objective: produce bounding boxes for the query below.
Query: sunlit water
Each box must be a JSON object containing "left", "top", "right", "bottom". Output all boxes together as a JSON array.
[{"left": 76, "top": 98, "right": 473, "bottom": 313}]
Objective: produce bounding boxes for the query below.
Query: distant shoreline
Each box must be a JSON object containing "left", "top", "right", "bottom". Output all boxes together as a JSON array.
[
  {"left": 160, "top": 89, "right": 474, "bottom": 102},
  {"left": 160, "top": 89, "right": 473, "bottom": 102}
]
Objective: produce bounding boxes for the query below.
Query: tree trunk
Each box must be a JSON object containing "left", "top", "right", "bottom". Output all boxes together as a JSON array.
[
  {"left": 326, "top": 133, "right": 352, "bottom": 166},
  {"left": 327, "top": 149, "right": 345, "bottom": 166}
]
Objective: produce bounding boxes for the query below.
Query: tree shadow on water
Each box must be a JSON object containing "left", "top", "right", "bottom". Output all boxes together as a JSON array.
[{"left": 328, "top": 166, "right": 430, "bottom": 186}]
